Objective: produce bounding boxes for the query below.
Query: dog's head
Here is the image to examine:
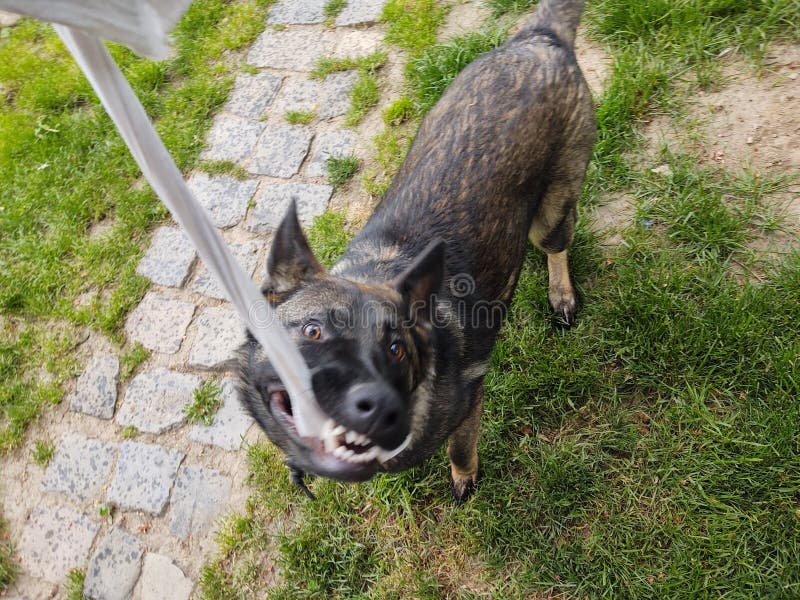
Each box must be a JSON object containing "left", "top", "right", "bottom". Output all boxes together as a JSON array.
[{"left": 238, "top": 202, "right": 444, "bottom": 482}]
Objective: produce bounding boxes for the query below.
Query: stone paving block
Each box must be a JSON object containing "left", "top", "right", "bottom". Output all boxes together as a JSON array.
[
  {"left": 106, "top": 441, "right": 184, "bottom": 515},
  {"left": 116, "top": 368, "right": 201, "bottom": 434},
  {"left": 247, "top": 29, "right": 337, "bottom": 71},
  {"left": 125, "top": 292, "right": 195, "bottom": 354},
  {"left": 200, "top": 114, "right": 265, "bottom": 163},
  {"left": 267, "top": 0, "right": 326, "bottom": 24},
  {"left": 136, "top": 226, "right": 196, "bottom": 287},
  {"left": 138, "top": 553, "right": 194, "bottom": 600},
  {"left": 168, "top": 465, "right": 231, "bottom": 541},
  {"left": 192, "top": 241, "right": 261, "bottom": 301},
  {"left": 186, "top": 172, "right": 259, "bottom": 229},
  {"left": 187, "top": 307, "right": 245, "bottom": 369},
  {"left": 189, "top": 377, "right": 254, "bottom": 451},
  {"left": 248, "top": 124, "right": 313, "bottom": 178},
  {"left": 17, "top": 505, "right": 100, "bottom": 583},
  {"left": 42, "top": 433, "right": 117, "bottom": 502},
  {"left": 69, "top": 354, "right": 119, "bottom": 420},
  {"left": 84, "top": 527, "right": 144, "bottom": 600},
  {"left": 335, "top": 0, "right": 389, "bottom": 26},
  {"left": 271, "top": 77, "right": 322, "bottom": 117},
  {"left": 319, "top": 70, "right": 359, "bottom": 119},
  {"left": 247, "top": 182, "right": 333, "bottom": 233},
  {"left": 333, "top": 29, "right": 384, "bottom": 59},
  {"left": 224, "top": 72, "right": 283, "bottom": 119},
  {"left": 306, "top": 129, "right": 357, "bottom": 177}
]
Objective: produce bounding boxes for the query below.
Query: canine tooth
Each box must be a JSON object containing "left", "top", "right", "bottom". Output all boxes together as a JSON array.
[
  {"left": 323, "top": 430, "right": 337, "bottom": 453},
  {"left": 332, "top": 425, "right": 346, "bottom": 437},
  {"left": 345, "top": 430, "right": 357, "bottom": 444},
  {"left": 356, "top": 433, "right": 369, "bottom": 446}
]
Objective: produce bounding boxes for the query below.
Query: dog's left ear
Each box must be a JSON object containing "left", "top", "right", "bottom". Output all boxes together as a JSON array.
[
  {"left": 394, "top": 239, "right": 445, "bottom": 320},
  {"left": 262, "top": 200, "right": 324, "bottom": 302}
]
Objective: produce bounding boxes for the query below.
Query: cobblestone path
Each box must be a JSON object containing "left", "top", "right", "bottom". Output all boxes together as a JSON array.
[{"left": 0, "top": 1, "right": 392, "bottom": 597}]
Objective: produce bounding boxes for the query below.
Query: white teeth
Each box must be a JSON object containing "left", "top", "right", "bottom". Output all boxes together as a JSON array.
[
  {"left": 355, "top": 433, "right": 369, "bottom": 446},
  {"left": 345, "top": 430, "right": 357, "bottom": 444},
  {"left": 332, "top": 425, "right": 346, "bottom": 436},
  {"left": 333, "top": 446, "right": 347, "bottom": 458}
]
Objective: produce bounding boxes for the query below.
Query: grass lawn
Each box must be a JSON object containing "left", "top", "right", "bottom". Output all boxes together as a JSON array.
[
  {"left": 0, "top": 0, "right": 275, "bottom": 453},
  {"left": 200, "top": 0, "right": 800, "bottom": 598}
]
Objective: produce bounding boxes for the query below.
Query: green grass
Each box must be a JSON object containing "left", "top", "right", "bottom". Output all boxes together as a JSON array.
[
  {"left": 283, "top": 110, "right": 315, "bottom": 125},
  {"left": 306, "top": 211, "right": 354, "bottom": 268},
  {"left": 323, "top": 0, "right": 347, "bottom": 19},
  {"left": 0, "top": 0, "right": 274, "bottom": 453},
  {"left": 118, "top": 343, "right": 149, "bottom": 381},
  {"left": 201, "top": 0, "right": 800, "bottom": 597},
  {"left": 63, "top": 569, "right": 87, "bottom": 600},
  {"left": 185, "top": 380, "right": 224, "bottom": 426},
  {"left": 326, "top": 155, "right": 360, "bottom": 188},
  {"left": 31, "top": 438, "right": 54, "bottom": 468},
  {"left": 0, "top": 515, "right": 14, "bottom": 592}
]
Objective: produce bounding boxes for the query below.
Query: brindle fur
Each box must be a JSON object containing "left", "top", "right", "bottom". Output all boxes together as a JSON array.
[{"left": 238, "top": 0, "right": 595, "bottom": 501}]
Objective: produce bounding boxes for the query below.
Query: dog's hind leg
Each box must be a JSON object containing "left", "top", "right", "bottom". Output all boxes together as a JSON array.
[
  {"left": 448, "top": 383, "right": 484, "bottom": 504},
  {"left": 528, "top": 149, "right": 590, "bottom": 326}
]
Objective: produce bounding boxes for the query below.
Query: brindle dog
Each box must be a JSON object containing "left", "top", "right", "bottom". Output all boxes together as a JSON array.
[{"left": 238, "top": 0, "right": 595, "bottom": 501}]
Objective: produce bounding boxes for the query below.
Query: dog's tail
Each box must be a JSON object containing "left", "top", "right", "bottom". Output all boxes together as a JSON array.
[{"left": 516, "top": 0, "right": 585, "bottom": 48}]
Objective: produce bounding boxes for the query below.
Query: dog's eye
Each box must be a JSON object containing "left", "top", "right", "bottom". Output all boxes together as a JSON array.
[
  {"left": 388, "top": 340, "right": 407, "bottom": 361},
  {"left": 301, "top": 321, "right": 323, "bottom": 340}
]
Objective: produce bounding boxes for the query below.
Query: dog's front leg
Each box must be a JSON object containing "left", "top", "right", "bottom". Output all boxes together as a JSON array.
[{"left": 447, "top": 384, "right": 484, "bottom": 503}]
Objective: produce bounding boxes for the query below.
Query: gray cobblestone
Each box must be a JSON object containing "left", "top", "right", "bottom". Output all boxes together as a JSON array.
[
  {"left": 319, "top": 70, "right": 359, "bottom": 119},
  {"left": 306, "top": 129, "right": 357, "bottom": 177},
  {"left": 68, "top": 354, "right": 119, "bottom": 420},
  {"left": 225, "top": 72, "right": 283, "bottom": 119},
  {"left": 334, "top": 29, "right": 384, "bottom": 58},
  {"left": 248, "top": 123, "right": 313, "bottom": 178},
  {"left": 335, "top": 0, "right": 389, "bottom": 26},
  {"left": 136, "top": 226, "right": 196, "bottom": 287},
  {"left": 17, "top": 505, "right": 100, "bottom": 583},
  {"left": 168, "top": 465, "right": 231, "bottom": 541},
  {"left": 186, "top": 172, "right": 259, "bottom": 229},
  {"left": 84, "top": 527, "right": 144, "bottom": 600},
  {"left": 187, "top": 307, "right": 245, "bottom": 369},
  {"left": 125, "top": 292, "right": 195, "bottom": 354},
  {"left": 189, "top": 377, "right": 254, "bottom": 451},
  {"left": 271, "top": 77, "right": 321, "bottom": 117},
  {"left": 115, "top": 368, "right": 201, "bottom": 434},
  {"left": 247, "top": 29, "right": 337, "bottom": 71},
  {"left": 247, "top": 182, "right": 333, "bottom": 233},
  {"left": 42, "top": 433, "right": 117, "bottom": 502},
  {"left": 192, "top": 241, "right": 262, "bottom": 301},
  {"left": 106, "top": 441, "right": 184, "bottom": 515},
  {"left": 138, "top": 554, "right": 194, "bottom": 600},
  {"left": 200, "top": 114, "right": 265, "bottom": 163},
  {"left": 267, "top": 0, "right": 326, "bottom": 24}
]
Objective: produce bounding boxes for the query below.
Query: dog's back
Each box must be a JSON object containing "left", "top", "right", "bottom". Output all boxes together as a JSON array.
[{"left": 337, "top": 0, "right": 595, "bottom": 318}]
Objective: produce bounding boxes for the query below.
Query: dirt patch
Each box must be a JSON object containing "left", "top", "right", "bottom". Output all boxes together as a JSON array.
[
  {"left": 437, "top": 1, "right": 492, "bottom": 42},
  {"left": 645, "top": 43, "right": 800, "bottom": 176},
  {"left": 586, "top": 192, "right": 637, "bottom": 250},
  {"left": 575, "top": 28, "right": 612, "bottom": 98}
]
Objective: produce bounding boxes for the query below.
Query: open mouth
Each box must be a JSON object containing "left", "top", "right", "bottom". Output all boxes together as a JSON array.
[{"left": 269, "top": 389, "right": 383, "bottom": 467}]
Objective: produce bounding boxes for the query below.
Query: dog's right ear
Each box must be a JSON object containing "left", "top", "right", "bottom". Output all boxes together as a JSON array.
[{"left": 262, "top": 200, "right": 324, "bottom": 303}]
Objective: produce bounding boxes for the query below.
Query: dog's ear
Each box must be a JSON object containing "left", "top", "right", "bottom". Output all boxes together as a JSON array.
[
  {"left": 262, "top": 200, "right": 324, "bottom": 303},
  {"left": 394, "top": 239, "right": 445, "bottom": 320}
]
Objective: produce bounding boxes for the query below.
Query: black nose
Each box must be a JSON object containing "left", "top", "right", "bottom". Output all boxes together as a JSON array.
[{"left": 343, "top": 383, "right": 409, "bottom": 450}]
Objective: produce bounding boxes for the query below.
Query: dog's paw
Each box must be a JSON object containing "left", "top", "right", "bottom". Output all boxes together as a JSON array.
[
  {"left": 451, "top": 473, "right": 478, "bottom": 505},
  {"left": 548, "top": 289, "right": 577, "bottom": 328}
]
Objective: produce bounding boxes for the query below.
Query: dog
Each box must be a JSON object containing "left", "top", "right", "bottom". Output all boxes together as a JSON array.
[{"left": 238, "top": 0, "right": 595, "bottom": 502}]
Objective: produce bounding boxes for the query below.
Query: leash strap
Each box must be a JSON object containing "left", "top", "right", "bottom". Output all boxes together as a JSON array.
[{"left": 51, "top": 24, "right": 327, "bottom": 436}]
